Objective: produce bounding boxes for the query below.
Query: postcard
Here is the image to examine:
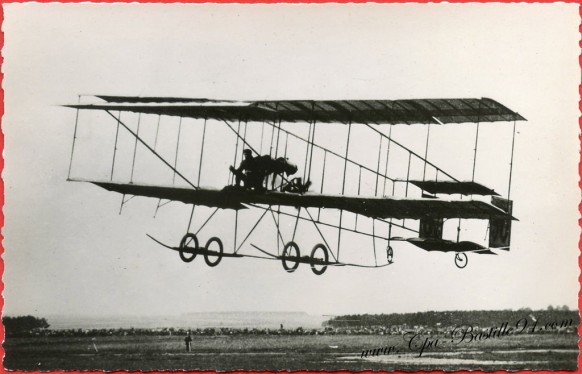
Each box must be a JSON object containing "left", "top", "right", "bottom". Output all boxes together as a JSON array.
[{"left": 2, "top": 3, "right": 579, "bottom": 371}]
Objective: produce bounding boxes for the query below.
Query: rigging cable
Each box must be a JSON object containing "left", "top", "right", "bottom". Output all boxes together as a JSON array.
[
  {"left": 471, "top": 122, "right": 481, "bottom": 182},
  {"left": 172, "top": 117, "right": 183, "bottom": 185},
  {"left": 129, "top": 113, "right": 142, "bottom": 183},
  {"left": 153, "top": 115, "right": 161, "bottom": 150},
  {"left": 67, "top": 95, "right": 81, "bottom": 180}
]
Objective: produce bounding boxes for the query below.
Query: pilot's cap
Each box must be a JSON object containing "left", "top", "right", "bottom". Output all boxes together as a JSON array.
[{"left": 243, "top": 149, "right": 252, "bottom": 156}]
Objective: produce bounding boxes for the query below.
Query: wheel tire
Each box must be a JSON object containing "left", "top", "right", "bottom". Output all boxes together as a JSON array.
[
  {"left": 387, "top": 246, "right": 394, "bottom": 264},
  {"left": 282, "top": 242, "right": 300, "bottom": 273},
  {"left": 179, "top": 233, "right": 198, "bottom": 263},
  {"left": 310, "top": 244, "right": 329, "bottom": 276},
  {"left": 204, "top": 237, "right": 224, "bottom": 267},
  {"left": 455, "top": 253, "right": 468, "bottom": 269}
]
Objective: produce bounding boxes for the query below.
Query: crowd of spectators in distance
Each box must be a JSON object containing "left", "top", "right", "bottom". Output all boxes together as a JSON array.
[{"left": 9, "top": 323, "right": 578, "bottom": 338}]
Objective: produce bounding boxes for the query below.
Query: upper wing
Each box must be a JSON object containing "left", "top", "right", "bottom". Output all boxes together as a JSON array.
[
  {"left": 65, "top": 97, "right": 526, "bottom": 125},
  {"left": 91, "top": 181, "right": 514, "bottom": 220}
]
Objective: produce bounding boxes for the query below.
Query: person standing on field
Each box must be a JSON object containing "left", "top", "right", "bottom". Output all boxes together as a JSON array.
[{"left": 184, "top": 332, "right": 192, "bottom": 352}]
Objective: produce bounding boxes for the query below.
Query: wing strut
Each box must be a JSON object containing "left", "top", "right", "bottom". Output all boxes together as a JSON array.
[
  {"left": 337, "top": 121, "right": 352, "bottom": 261},
  {"left": 110, "top": 112, "right": 121, "bottom": 181},
  {"left": 382, "top": 125, "right": 393, "bottom": 196},
  {"left": 302, "top": 121, "right": 312, "bottom": 181},
  {"left": 186, "top": 118, "right": 209, "bottom": 233},
  {"left": 307, "top": 120, "right": 317, "bottom": 182},
  {"left": 317, "top": 150, "right": 327, "bottom": 221},
  {"left": 422, "top": 123, "right": 431, "bottom": 181},
  {"left": 470, "top": 99, "right": 483, "bottom": 185},
  {"left": 507, "top": 120, "right": 517, "bottom": 199}
]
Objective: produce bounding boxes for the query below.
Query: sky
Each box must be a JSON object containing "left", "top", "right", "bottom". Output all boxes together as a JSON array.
[{"left": 2, "top": 3, "right": 580, "bottom": 318}]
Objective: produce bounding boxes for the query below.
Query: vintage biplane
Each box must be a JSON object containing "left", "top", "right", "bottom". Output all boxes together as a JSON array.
[{"left": 65, "top": 96, "right": 525, "bottom": 274}]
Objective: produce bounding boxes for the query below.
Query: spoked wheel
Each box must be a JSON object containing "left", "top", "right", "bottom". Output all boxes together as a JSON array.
[
  {"left": 455, "top": 253, "right": 468, "bottom": 269},
  {"left": 282, "top": 242, "right": 300, "bottom": 273},
  {"left": 386, "top": 246, "right": 394, "bottom": 264},
  {"left": 310, "top": 244, "right": 329, "bottom": 276},
  {"left": 204, "top": 237, "right": 224, "bottom": 267},
  {"left": 179, "top": 233, "right": 199, "bottom": 263}
]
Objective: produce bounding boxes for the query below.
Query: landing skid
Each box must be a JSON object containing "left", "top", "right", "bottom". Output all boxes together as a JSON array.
[
  {"left": 250, "top": 243, "right": 392, "bottom": 275},
  {"left": 147, "top": 234, "right": 277, "bottom": 265}
]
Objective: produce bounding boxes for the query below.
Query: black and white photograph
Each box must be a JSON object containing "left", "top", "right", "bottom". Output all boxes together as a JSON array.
[{"left": 2, "top": 3, "right": 580, "bottom": 371}]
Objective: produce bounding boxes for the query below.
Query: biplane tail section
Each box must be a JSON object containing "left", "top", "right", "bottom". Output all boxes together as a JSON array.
[
  {"left": 488, "top": 196, "right": 513, "bottom": 250},
  {"left": 402, "top": 238, "right": 496, "bottom": 255},
  {"left": 409, "top": 180, "right": 499, "bottom": 196}
]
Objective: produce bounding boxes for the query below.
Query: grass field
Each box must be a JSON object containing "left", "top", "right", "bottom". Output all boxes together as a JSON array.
[{"left": 4, "top": 333, "right": 578, "bottom": 371}]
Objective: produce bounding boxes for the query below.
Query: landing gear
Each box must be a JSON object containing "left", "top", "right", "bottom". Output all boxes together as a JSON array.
[
  {"left": 386, "top": 246, "right": 394, "bottom": 264},
  {"left": 204, "top": 237, "right": 223, "bottom": 267},
  {"left": 455, "top": 252, "right": 468, "bottom": 269},
  {"left": 179, "top": 233, "right": 198, "bottom": 263},
  {"left": 282, "top": 242, "right": 300, "bottom": 273},
  {"left": 179, "top": 233, "right": 224, "bottom": 267},
  {"left": 310, "top": 244, "right": 329, "bottom": 275}
]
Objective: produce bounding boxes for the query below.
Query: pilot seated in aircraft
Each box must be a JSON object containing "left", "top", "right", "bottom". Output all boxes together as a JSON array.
[
  {"left": 230, "top": 149, "right": 299, "bottom": 191},
  {"left": 229, "top": 149, "right": 265, "bottom": 191}
]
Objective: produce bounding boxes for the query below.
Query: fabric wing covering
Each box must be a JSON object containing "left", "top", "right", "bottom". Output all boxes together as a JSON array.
[
  {"left": 92, "top": 182, "right": 514, "bottom": 220},
  {"left": 66, "top": 96, "right": 526, "bottom": 125}
]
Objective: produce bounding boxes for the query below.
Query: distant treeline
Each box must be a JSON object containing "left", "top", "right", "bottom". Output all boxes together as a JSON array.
[
  {"left": 326, "top": 309, "right": 579, "bottom": 328},
  {"left": 5, "top": 309, "right": 578, "bottom": 338},
  {"left": 3, "top": 316, "right": 49, "bottom": 337}
]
